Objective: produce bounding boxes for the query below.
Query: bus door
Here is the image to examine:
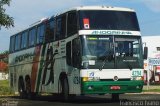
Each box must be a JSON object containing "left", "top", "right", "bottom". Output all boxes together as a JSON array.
[
  {"left": 66, "top": 38, "right": 81, "bottom": 94},
  {"left": 72, "top": 38, "right": 81, "bottom": 94}
]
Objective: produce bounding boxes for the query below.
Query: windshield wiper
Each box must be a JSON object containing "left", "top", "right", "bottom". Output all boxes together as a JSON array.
[
  {"left": 99, "top": 50, "right": 113, "bottom": 71},
  {"left": 126, "top": 62, "right": 133, "bottom": 70},
  {"left": 99, "top": 56, "right": 108, "bottom": 71}
]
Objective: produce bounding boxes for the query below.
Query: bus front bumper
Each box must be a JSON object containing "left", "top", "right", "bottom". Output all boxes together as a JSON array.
[{"left": 82, "top": 80, "right": 144, "bottom": 94}]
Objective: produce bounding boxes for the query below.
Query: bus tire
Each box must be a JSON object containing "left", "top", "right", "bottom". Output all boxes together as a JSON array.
[
  {"left": 25, "top": 77, "right": 36, "bottom": 100},
  {"left": 111, "top": 94, "right": 120, "bottom": 101},
  {"left": 60, "top": 77, "right": 69, "bottom": 101},
  {"left": 18, "top": 78, "right": 26, "bottom": 99}
]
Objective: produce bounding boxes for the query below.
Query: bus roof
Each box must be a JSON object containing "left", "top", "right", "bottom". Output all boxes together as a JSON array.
[
  {"left": 11, "top": 6, "right": 135, "bottom": 36},
  {"left": 69, "top": 6, "right": 135, "bottom": 12}
]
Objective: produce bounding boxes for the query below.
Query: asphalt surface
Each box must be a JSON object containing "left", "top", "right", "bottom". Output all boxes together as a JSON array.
[{"left": 0, "top": 94, "right": 160, "bottom": 106}]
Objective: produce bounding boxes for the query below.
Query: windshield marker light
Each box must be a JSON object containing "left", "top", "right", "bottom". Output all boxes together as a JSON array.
[
  {"left": 99, "top": 38, "right": 109, "bottom": 40},
  {"left": 87, "top": 37, "right": 97, "bottom": 40}
]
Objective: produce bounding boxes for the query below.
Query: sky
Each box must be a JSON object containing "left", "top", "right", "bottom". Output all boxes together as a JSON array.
[{"left": 0, "top": 0, "right": 160, "bottom": 52}]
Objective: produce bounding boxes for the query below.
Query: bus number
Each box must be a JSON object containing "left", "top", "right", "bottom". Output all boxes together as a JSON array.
[
  {"left": 73, "top": 76, "right": 80, "bottom": 84},
  {"left": 132, "top": 70, "right": 142, "bottom": 76}
]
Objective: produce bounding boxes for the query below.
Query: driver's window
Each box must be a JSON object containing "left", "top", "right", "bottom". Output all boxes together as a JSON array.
[{"left": 115, "top": 39, "right": 133, "bottom": 57}]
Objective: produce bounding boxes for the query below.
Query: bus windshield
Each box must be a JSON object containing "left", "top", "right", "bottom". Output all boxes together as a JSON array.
[
  {"left": 81, "top": 35, "right": 143, "bottom": 69},
  {"left": 79, "top": 10, "right": 140, "bottom": 31}
]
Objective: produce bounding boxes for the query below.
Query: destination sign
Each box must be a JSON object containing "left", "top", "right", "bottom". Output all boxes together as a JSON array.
[
  {"left": 79, "top": 30, "right": 141, "bottom": 36},
  {"left": 148, "top": 58, "right": 160, "bottom": 65}
]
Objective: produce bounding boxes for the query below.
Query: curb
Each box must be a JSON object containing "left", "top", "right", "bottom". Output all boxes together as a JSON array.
[
  {"left": 126, "top": 92, "right": 160, "bottom": 95},
  {"left": 141, "top": 92, "right": 160, "bottom": 94}
]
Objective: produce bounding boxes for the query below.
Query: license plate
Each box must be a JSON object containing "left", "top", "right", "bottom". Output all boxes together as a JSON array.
[{"left": 110, "top": 86, "right": 121, "bottom": 90}]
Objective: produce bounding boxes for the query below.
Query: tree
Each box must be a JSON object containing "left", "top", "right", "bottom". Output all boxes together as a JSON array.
[
  {"left": 0, "top": 0, "right": 14, "bottom": 29},
  {"left": 0, "top": 50, "right": 9, "bottom": 73},
  {"left": 0, "top": 50, "right": 9, "bottom": 63}
]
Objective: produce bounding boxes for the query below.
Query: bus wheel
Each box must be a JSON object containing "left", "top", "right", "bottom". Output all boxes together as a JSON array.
[
  {"left": 111, "top": 94, "right": 120, "bottom": 101},
  {"left": 25, "top": 78, "right": 35, "bottom": 100},
  {"left": 18, "top": 79, "right": 26, "bottom": 99},
  {"left": 60, "top": 77, "right": 69, "bottom": 101}
]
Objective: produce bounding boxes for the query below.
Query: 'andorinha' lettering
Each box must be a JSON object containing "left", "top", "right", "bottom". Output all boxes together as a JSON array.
[{"left": 92, "top": 30, "right": 132, "bottom": 35}]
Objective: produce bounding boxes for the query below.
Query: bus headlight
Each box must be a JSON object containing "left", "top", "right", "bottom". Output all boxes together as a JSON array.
[
  {"left": 82, "top": 77, "right": 89, "bottom": 82},
  {"left": 82, "top": 77, "right": 100, "bottom": 81},
  {"left": 131, "top": 76, "right": 144, "bottom": 81}
]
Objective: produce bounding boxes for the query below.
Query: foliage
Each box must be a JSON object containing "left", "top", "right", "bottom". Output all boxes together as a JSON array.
[
  {"left": 0, "top": 50, "right": 9, "bottom": 63},
  {"left": 0, "top": 50, "right": 9, "bottom": 55},
  {"left": 0, "top": 80, "right": 13, "bottom": 95},
  {"left": 0, "top": 50, "right": 9, "bottom": 73},
  {"left": 0, "top": 50, "right": 9, "bottom": 56},
  {"left": 0, "top": 0, "right": 14, "bottom": 29}
]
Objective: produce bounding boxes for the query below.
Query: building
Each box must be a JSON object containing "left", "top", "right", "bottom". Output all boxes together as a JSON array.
[
  {"left": 0, "top": 54, "right": 8, "bottom": 80},
  {"left": 142, "top": 35, "right": 160, "bottom": 84}
]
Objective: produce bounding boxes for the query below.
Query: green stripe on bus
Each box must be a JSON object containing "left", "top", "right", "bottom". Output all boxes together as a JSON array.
[{"left": 36, "top": 45, "right": 46, "bottom": 92}]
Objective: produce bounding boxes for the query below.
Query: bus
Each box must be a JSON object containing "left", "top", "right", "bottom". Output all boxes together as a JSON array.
[{"left": 9, "top": 6, "right": 147, "bottom": 101}]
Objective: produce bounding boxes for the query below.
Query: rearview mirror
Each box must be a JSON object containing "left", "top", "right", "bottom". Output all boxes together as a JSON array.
[{"left": 143, "top": 47, "right": 148, "bottom": 59}]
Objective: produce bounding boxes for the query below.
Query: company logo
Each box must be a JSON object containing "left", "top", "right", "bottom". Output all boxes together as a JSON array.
[
  {"left": 113, "top": 76, "right": 118, "bottom": 81},
  {"left": 92, "top": 30, "right": 132, "bottom": 35}
]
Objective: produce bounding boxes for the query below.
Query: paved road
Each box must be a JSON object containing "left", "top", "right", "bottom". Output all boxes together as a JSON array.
[{"left": 0, "top": 94, "right": 160, "bottom": 106}]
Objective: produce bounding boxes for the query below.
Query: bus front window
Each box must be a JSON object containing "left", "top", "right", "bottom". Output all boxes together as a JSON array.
[
  {"left": 81, "top": 35, "right": 115, "bottom": 69},
  {"left": 115, "top": 36, "right": 143, "bottom": 69},
  {"left": 82, "top": 36, "right": 113, "bottom": 58},
  {"left": 81, "top": 35, "right": 143, "bottom": 69}
]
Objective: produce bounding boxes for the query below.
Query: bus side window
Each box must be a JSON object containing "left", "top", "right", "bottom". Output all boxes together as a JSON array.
[
  {"left": 56, "top": 17, "right": 61, "bottom": 40},
  {"left": 72, "top": 38, "right": 81, "bottom": 68},
  {"left": 55, "top": 14, "right": 66, "bottom": 40},
  {"left": 67, "top": 11, "right": 78, "bottom": 37},
  {"left": 45, "top": 20, "right": 55, "bottom": 42},
  {"left": 66, "top": 41, "right": 72, "bottom": 66},
  {"left": 15, "top": 34, "right": 21, "bottom": 51},
  {"left": 29, "top": 27, "right": 36, "bottom": 47},
  {"left": 37, "top": 24, "right": 45, "bottom": 44},
  {"left": 21, "top": 31, "right": 28, "bottom": 49},
  {"left": 10, "top": 36, "right": 15, "bottom": 53}
]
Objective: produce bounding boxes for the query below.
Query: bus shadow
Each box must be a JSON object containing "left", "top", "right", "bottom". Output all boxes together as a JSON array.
[{"left": 10, "top": 95, "right": 124, "bottom": 104}]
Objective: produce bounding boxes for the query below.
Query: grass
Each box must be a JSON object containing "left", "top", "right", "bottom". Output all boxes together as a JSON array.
[
  {"left": 0, "top": 80, "right": 14, "bottom": 95},
  {"left": 143, "top": 85, "right": 160, "bottom": 93},
  {"left": 0, "top": 80, "right": 9, "bottom": 87},
  {"left": 143, "top": 89, "right": 160, "bottom": 92}
]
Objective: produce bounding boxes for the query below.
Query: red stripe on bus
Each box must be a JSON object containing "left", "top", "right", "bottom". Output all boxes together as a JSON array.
[{"left": 31, "top": 46, "right": 41, "bottom": 92}]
